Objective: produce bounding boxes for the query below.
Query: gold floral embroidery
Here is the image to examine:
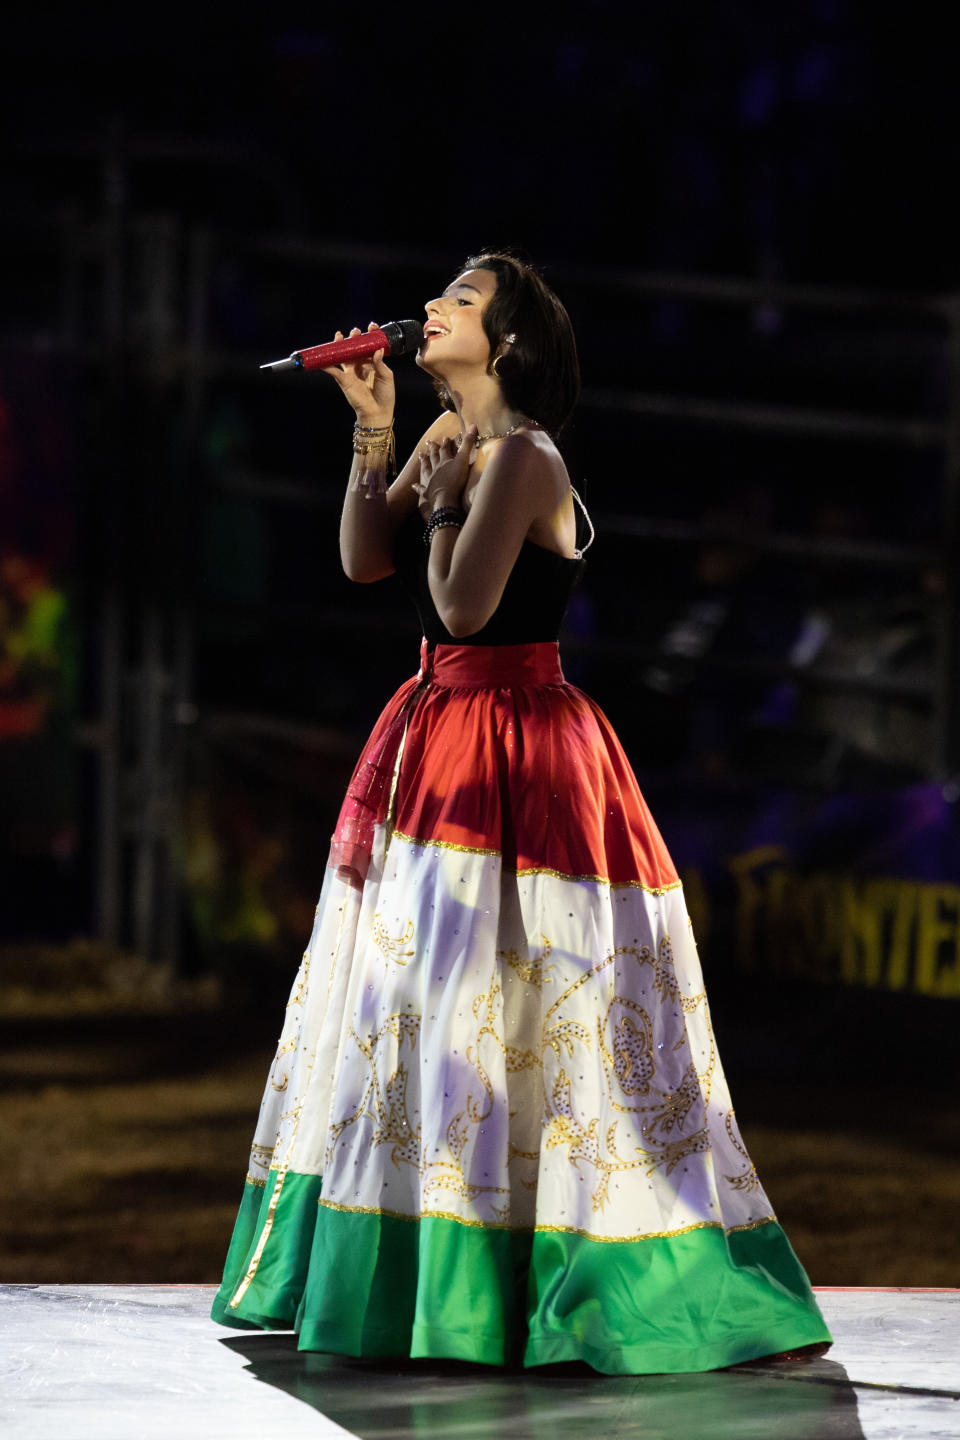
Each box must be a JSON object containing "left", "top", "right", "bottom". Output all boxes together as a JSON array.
[
  {"left": 648, "top": 933, "right": 707, "bottom": 1016},
  {"left": 248, "top": 1142, "right": 275, "bottom": 1176},
  {"left": 372, "top": 1062, "right": 421, "bottom": 1168},
  {"left": 421, "top": 1166, "right": 508, "bottom": 1208},
  {"left": 470, "top": 969, "right": 543, "bottom": 1080},
  {"left": 645, "top": 1062, "right": 701, "bottom": 1139},
  {"left": 287, "top": 950, "right": 311, "bottom": 1010},
  {"left": 372, "top": 913, "right": 416, "bottom": 966},
  {"left": 543, "top": 1017, "right": 591, "bottom": 1060},
  {"left": 723, "top": 1108, "right": 761, "bottom": 1193},
  {"left": 325, "top": 1012, "right": 421, "bottom": 1167},
  {"left": 269, "top": 1037, "right": 297, "bottom": 1092},
  {"left": 544, "top": 1068, "right": 650, "bottom": 1211},
  {"left": 500, "top": 935, "right": 555, "bottom": 988},
  {"left": 540, "top": 938, "right": 717, "bottom": 1209},
  {"left": 325, "top": 1003, "right": 515, "bottom": 1211},
  {"left": 696, "top": 1004, "right": 718, "bottom": 1099},
  {"left": 507, "top": 1141, "right": 540, "bottom": 1163},
  {"left": 643, "top": 1125, "right": 712, "bottom": 1177},
  {"left": 321, "top": 921, "right": 742, "bottom": 1232},
  {"left": 416, "top": 970, "right": 536, "bottom": 1211},
  {"left": 597, "top": 999, "right": 655, "bottom": 1104}
]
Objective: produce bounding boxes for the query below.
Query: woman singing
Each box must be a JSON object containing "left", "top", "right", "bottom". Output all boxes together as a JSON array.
[{"left": 211, "top": 252, "right": 831, "bottom": 1373}]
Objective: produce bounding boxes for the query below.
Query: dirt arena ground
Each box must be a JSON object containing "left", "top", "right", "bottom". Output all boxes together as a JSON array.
[{"left": 2, "top": 945, "right": 958, "bottom": 1288}]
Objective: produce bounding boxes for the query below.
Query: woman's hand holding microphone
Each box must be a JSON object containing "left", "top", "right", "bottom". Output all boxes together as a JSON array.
[
  {"left": 322, "top": 321, "right": 395, "bottom": 427},
  {"left": 324, "top": 323, "right": 396, "bottom": 499}
]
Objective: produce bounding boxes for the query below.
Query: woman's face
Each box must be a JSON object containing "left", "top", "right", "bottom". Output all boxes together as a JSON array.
[{"left": 417, "top": 267, "right": 497, "bottom": 373}]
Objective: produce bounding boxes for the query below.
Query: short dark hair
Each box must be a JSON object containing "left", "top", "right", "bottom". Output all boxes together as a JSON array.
[{"left": 451, "top": 251, "right": 581, "bottom": 436}]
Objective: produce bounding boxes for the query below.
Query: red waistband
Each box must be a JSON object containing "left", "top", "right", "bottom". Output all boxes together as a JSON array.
[{"left": 418, "top": 639, "right": 564, "bottom": 688}]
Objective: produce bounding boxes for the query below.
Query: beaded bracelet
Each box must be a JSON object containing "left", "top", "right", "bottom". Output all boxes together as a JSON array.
[
  {"left": 423, "top": 506, "right": 467, "bottom": 545},
  {"left": 351, "top": 420, "right": 395, "bottom": 498}
]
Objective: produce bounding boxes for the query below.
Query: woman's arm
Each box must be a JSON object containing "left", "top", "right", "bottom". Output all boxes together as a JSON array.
[
  {"left": 340, "top": 411, "right": 460, "bottom": 582},
  {"left": 418, "top": 432, "right": 569, "bottom": 636},
  {"left": 320, "top": 321, "right": 455, "bottom": 582}
]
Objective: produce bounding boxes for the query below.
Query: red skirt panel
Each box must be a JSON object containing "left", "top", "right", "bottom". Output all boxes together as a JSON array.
[{"left": 331, "top": 640, "right": 679, "bottom": 890}]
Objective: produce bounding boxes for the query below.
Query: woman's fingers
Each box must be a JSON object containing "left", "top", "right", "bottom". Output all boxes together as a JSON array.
[
  {"left": 421, "top": 434, "right": 466, "bottom": 473},
  {"left": 320, "top": 326, "right": 396, "bottom": 429}
]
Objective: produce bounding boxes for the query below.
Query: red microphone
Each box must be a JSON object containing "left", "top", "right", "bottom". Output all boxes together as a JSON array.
[{"left": 260, "top": 320, "right": 424, "bottom": 373}]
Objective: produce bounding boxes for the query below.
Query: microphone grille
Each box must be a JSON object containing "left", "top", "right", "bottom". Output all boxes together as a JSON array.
[{"left": 382, "top": 319, "right": 424, "bottom": 356}]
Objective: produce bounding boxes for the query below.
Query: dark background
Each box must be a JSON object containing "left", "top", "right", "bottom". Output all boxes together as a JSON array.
[
  {"left": 2, "top": 2, "right": 959, "bottom": 1286},
  {"left": 7, "top": 3, "right": 960, "bottom": 284}
]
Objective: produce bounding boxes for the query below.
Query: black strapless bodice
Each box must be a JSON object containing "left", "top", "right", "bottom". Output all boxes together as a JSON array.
[{"left": 393, "top": 506, "right": 584, "bottom": 645}]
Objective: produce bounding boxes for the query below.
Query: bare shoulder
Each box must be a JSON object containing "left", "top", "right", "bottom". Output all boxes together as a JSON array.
[
  {"left": 480, "top": 425, "right": 569, "bottom": 501},
  {"left": 525, "top": 424, "right": 568, "bottom": 478},
  {"left": 419, "top": 410, "right": 462, "bottom": 445}
]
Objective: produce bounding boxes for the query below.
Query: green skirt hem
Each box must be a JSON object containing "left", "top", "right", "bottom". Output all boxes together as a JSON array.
[
  {"left": 211, "top": 1173, "right": 831, "bottom": 1375},
  {"left": 211, "top": 1169, "right": 323, "bottom": 1331},
  {"left": 523, "top": 1315, "right": 833, "bottom": 1376},
  {"left": 297, "top": 1320, "right": 516, "bottom": 1368},
  {"left": 209, "top": 1297, "right": 294, "bottom": 1331},
  {"left": 294, "top": 1318, "right": 831, "bottom": 1374}
]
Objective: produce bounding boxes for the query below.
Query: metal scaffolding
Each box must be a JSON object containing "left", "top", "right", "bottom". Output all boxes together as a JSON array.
[{"left": 3, "top": 130, "right": 959, "bottom": 967}]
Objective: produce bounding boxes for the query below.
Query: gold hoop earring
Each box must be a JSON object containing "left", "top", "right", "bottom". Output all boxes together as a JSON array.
[{"left": 490, "top": 354, "right": 504, "bottom": 378}]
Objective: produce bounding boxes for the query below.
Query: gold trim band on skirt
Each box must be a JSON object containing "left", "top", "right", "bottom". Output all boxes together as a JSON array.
[
  {"left": 388, "top": 828, "right": 684, "bottom": 894},
  {"left": 317, "top": 1195, "right": 776, "bottom": 1244}
]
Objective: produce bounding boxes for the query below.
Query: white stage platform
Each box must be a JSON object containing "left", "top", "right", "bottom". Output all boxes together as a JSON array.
[{"left": 2, "top": 1285, "right": 958, "bottom": 1439}]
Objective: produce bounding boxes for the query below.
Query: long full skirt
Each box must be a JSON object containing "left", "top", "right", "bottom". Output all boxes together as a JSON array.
[{"left": 211, "top": 640, "right": 831, "bottom": 1374}]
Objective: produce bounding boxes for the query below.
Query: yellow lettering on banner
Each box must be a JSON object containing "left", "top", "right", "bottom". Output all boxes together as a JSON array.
[
  {"left": 726, "top": 853, "right": 960, "bottom": 1000},
  {"left": 729, "top": 846, "right": 791, "bottom": 974},
  {"left": 915, "top": 886, "right": 960, "bottom": 998},
  {"left": 841, "top": 878, "right": 882, "bottom": 987},
  {"left": 807, "top": 872, "right": 842, "bottom": 984},
  {"left": 878, "top": 878, "right": 916, "bottom": 992}
]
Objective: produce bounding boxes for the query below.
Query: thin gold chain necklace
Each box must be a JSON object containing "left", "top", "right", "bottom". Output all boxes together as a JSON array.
[{"left": 456, "top": 417, "right": 540, "bottom": 448}]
